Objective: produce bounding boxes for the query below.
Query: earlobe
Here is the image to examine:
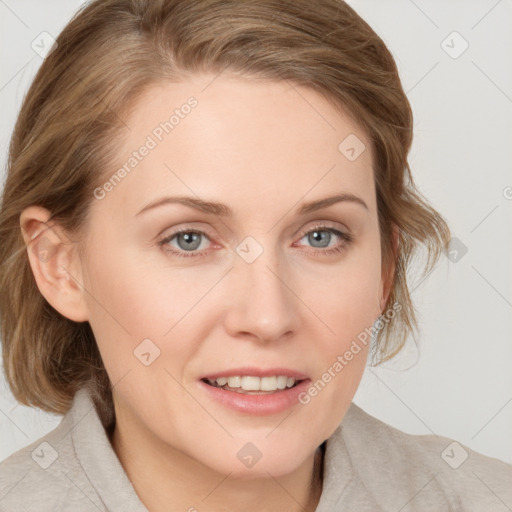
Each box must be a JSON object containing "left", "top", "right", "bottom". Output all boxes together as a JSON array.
[{"left": 20, "top": 206, "right": 89, "bottom": 322}]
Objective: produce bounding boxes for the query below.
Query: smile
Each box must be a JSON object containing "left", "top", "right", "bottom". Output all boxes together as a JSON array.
[{"left": 203, "top": 375, "right": 302, "bottom": 393}]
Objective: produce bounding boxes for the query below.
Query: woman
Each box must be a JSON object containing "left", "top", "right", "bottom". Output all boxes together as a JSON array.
[{"left": 0, "top": 0, "right": 510, "bottom": 510}]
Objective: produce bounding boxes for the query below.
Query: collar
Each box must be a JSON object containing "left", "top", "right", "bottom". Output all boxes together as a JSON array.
[
  {"left": 69, "top": 388, "right": 148, "bottom": 511},
  {"left": 68, "top": 388, "right": 379, "bottom": 511}
]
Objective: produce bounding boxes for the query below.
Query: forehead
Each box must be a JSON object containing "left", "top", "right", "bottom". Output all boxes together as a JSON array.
[{"left": 98, "top": 73, "right": 375, "bottom": 218}]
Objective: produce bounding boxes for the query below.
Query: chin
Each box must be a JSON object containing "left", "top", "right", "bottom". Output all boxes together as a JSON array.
[{"left": 190, "top": 436, "right": 317, "bottom": 480}]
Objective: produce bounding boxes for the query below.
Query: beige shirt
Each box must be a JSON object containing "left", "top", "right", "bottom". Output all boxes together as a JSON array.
[{"left": 1, "top": 387, "right": 511, "bottom": 511}]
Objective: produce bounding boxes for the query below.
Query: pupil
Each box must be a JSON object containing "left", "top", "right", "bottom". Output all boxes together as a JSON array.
[
  {"left": 178, "top": 232, "right": 201, "bottom": 251},
  {"left": 309, "top": 230, "right": 330, "bottom": 248}
]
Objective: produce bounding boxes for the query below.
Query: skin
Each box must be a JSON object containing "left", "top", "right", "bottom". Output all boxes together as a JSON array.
[{"left": 21, "top": 73, "right": 395, "bottom": 512}]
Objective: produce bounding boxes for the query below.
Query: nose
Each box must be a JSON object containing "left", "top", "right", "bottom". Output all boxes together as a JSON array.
[{"left": 223, "top": 243, "right": 301, "bottom": 344}]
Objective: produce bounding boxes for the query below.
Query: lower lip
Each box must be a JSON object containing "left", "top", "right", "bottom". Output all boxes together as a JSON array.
[{"left": 198, "top": 379, "right": 311, "bottom": 415}]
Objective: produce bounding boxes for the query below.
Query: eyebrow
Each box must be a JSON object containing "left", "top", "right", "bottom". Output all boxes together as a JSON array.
[{"left": 135, "top": 192, "right": 368, "bottom": 217}]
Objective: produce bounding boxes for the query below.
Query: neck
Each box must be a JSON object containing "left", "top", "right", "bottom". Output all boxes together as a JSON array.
[{"left": 110, "top": 414, "right": 325, "bottom": 512}]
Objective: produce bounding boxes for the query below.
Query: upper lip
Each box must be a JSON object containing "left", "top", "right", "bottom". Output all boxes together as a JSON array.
[{"left": 200, "top": 367, "right": 309, "bottom": 381}]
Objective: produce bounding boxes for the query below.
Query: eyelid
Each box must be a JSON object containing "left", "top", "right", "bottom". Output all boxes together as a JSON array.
[
  {"left": 160, "top": 227, "right": 218, "bottom": 248},
  {"left": 159, "top": 220, "right": 349, "bottom": 244},
  {"left": 158, "top": 223, "right": 215, "bottom": 242},
  {"left": 295, "top": 220, "right": 350, "bottom": 241},
  {"left": 158, "top": 219, "right": 353, "bottom": 259}
]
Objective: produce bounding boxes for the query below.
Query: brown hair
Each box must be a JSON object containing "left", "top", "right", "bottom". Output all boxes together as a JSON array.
[{"left": 0, "top": 0, "right": 450, "bottom": 424}]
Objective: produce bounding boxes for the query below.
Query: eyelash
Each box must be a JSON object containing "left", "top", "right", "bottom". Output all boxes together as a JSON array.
[{"left": 158, "top": 224, "right": 353, "bottom": 259}]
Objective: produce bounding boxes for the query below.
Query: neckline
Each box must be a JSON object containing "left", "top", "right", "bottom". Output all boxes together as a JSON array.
[{"left": 69, "top": 388, "right": 364, "bottom": 511}]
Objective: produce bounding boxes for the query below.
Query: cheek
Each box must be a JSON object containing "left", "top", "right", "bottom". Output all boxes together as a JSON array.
[
  {"left": 310, "top": 243, "right": 383, "bottom": 341},
  {"left": 298, "top": 237, "right": 382, "bottom": 414},
  {"left": 297, "top": 260, "right": 380, "bottom": 439},
  {"left": 81, "top": 244, "right": 219, "bottom": 377}
]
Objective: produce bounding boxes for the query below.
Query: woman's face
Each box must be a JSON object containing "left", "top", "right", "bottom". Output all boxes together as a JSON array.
[{"left": 79, "top": 73, "right": 389, "bottom": 477}]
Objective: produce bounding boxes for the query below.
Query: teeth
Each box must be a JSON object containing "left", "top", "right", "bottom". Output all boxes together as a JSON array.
[
  {"left": 207, "top": 375, "right": 298, "bottom": 392},
  {"left": 227, "top": 376, "right": 241, "bottom": 388},
  {"left": 241, "top": 376, "right": 261, "bottom": 391},
  {"left": 276, "top": 376, "right": 288, "bottom": 390},
  {"left": 260, "top": 376, "right": 277, "bottom": 391}
]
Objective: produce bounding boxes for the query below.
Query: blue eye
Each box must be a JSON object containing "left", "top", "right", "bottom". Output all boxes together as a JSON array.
[
  {"left": 159, "top": 225, "right": 352, "bottom": 259},
  {"left": 300, "top": 228, "right": 344, "bottom": 249},
  {"left": 295, "top": 226, "right": 352, "bottom": 257},
  {"left": 159, "top": 229, "right": 210, "bottom": 258}
]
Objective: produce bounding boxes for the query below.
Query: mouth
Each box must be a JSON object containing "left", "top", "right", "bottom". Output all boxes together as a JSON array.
[
  {"left": 197, "top": 366, "right": 311, "bottom": 416},
  {"left": 201, "top": 375, "right": 305, "bottom": 395},
  {"left": 198, "top": 369, "right": 311, "bottom": 415}
]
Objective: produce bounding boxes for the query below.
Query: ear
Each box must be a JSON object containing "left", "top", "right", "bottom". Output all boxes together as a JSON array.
[
  {"left": 20, "top": 206, "right": 89, "bottom": 322},
  {"left": 379, "top": 225, "right": 399, "bottom": 312}
]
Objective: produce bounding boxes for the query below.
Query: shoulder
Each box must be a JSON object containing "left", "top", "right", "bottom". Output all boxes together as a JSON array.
[
  {"left": 340, "top": 402, "right": 512, "bottom": 510},
  {"left": 0, "top": 393, "right": 107, "bottom": 511}
]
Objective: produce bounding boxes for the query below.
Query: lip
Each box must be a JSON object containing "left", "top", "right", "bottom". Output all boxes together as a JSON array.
[
  {"left": 198, "top": 374, "right": 311, "bottom": 416},
  {"left": 200, "top": 367, "right": 309, "bottom": 381}
]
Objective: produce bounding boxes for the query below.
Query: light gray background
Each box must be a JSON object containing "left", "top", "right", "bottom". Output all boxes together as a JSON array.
[{"left": 1, "top": 0, "right": 511, "bottom": 466}]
